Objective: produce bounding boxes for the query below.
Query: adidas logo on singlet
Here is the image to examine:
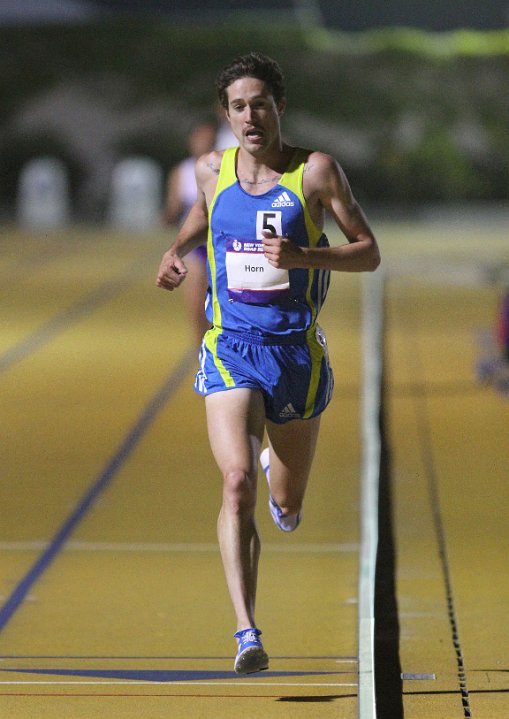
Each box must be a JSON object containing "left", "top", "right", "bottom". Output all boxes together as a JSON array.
[
  {"left": 279, "top": 403, "right": 301, "bottom": 419},
  {"left": 272, "top": 191, "right": 294, "bottom": 208}
]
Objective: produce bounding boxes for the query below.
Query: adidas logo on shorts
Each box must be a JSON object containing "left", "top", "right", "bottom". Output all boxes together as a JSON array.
[
  {"left": 272, "top": 191, "right": 294, "bottom": 208},
  {"left": 279, "top": 402, "right": 300, "bottom": 419}
]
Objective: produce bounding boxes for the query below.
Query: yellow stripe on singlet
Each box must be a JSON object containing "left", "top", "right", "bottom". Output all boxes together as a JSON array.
[
  {"left": 280, "top": 150, "right": 326, "bottom": 418},
  {"left": 205, "top": 148, "right": 238, "bottom": 388},
  {"left": 207, "top": 147, "right": 238, "bottom": 331},
  {"left": 280, "top": 149, "right": 324, "bottom": 326}
]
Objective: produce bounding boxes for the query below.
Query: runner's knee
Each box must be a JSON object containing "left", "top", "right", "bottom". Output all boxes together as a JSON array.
[{"left": 222, "top": 469, "right": 256, "bottom": 514}]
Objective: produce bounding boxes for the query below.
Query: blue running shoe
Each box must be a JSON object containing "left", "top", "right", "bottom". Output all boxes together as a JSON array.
[
  {"left": 260, "top": 448, "right": 302, "bottom": 532},
  {"left": 233, "top": 628, "right": 269, "bottom": 674}
]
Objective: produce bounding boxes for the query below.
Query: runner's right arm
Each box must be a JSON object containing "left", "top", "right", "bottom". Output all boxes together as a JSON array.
[{"left": 156, "top": 152, "right": 218, "bottom": 291}]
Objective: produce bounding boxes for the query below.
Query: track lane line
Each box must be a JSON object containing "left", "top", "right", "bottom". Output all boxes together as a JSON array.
[
  {"left": 358, "top": 270, "right": 384, "bottom": 719},
  {"left": 0, "top": 349, "right": 195, "bottom": 633},
  {"left": 0, "top": 250, "right": 158, "bottom": 373}
]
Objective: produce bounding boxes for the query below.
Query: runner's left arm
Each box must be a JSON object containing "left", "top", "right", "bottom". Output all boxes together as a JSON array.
[{"left": 262, "top": 152, "right": 380, "bottom": 273}]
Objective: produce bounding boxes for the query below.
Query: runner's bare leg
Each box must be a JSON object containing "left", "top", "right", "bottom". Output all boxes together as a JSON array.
[
  {"left": 205, "top": 388, "right": 266, "bottom": 630},
  {"left": 265, "top": 415, "right": 321, "bottom": 517}
]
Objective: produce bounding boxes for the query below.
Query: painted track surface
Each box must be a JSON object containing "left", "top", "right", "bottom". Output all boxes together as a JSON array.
[
  {"left": 1, "top": 216, "right": 508, "bottom": 718},
  {"left": 380, "top": 215, "right": 509, "bottom": 718},
  {"left": 0, "top": 228, "right": 361, "bottom": 718}
]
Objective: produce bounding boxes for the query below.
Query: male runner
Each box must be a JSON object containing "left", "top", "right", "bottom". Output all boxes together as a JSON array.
[{"left": 156, "top": 52, "right": 380, "bottom": 674}]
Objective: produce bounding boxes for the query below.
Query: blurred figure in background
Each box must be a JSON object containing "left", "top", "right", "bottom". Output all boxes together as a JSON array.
[
  {"left": 164, "top": 117, "right": 218, "bottom": 344},
  {"left": 496, "top": 286, "right": 509, "bottom": 363},
  {"left": 476, "top": 269, "right": 509, "bottom": 395},
  {"left": 215, "top": 103, "right": 238, "bottom": 151},
  {"left": 492, "top": 283, "right": 509, "bottom": 393}
]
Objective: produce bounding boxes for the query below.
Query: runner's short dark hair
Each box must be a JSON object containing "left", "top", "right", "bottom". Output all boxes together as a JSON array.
[{"left": 216, "top": 52, "right": 286, "bottom": 109}]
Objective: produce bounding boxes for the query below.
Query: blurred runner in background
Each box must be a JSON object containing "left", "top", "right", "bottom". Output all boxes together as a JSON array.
[{"left": 164, "top": 117, "right": 218, "bottom": 344}]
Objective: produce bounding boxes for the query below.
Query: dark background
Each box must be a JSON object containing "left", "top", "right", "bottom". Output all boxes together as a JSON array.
[{"left": 1, "top": 1, "right": 508, "bottom": 221}]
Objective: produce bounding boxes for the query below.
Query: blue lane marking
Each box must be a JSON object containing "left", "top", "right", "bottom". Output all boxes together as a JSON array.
[
  {"left": 0, "top": 668, "right": 345, "bottom": 682},
  {"left": 0, "top": 349, "right": 195, "bottom": 633}
]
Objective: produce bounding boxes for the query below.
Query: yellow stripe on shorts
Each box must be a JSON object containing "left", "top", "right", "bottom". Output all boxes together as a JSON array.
[
  {"left": 204, "top": 327, "right": 236, "bottom": 389},
  {"left": 303, "top": 327, "right": 325, "bottom": 419}
]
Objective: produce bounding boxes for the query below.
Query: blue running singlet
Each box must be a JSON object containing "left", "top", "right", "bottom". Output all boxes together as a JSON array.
[{"left": 195, "top": 146, "right": 334, "bottom": 422}]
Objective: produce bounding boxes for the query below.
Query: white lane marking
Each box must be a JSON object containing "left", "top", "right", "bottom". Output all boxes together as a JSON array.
[
  {"left": 358, "top": 270, "right": 385, "bottom": 719},
  {"left": 0, "top": 680, "right": 358, "bottom": 687},
  {"left": 0, "top": 541, "right": 358, "bottom": 554}
]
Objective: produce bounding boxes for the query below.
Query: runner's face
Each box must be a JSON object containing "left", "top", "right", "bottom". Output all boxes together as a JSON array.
[{"left": 225, "top": 77, "right": 285, "bottom": 153}]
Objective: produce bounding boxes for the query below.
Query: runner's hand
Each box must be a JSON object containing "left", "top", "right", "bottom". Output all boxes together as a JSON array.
[
  {"left": 156, "top": 252, "right": 188, "bottom": 291},
  {"left": 262, "top": 231, "right": 306, "bottom": 269}
]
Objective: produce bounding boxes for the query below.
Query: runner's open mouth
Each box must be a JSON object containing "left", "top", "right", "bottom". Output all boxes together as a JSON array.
[{"left": 245, "top": 128, "right": 263, "bottom": 139}]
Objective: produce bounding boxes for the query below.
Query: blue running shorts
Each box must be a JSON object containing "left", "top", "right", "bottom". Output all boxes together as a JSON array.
[{"left": 194, "top": 326, "right": 334, "bottom": 424}]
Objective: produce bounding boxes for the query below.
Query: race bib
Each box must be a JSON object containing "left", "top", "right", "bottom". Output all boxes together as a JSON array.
[{"left": 225, "top": 237, "right": 290, "bottom": 303}]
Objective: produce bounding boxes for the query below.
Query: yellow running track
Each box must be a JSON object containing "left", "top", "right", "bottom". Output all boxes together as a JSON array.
[{"left": 0, "top": 215, "right": 507, "bottom": 718}]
